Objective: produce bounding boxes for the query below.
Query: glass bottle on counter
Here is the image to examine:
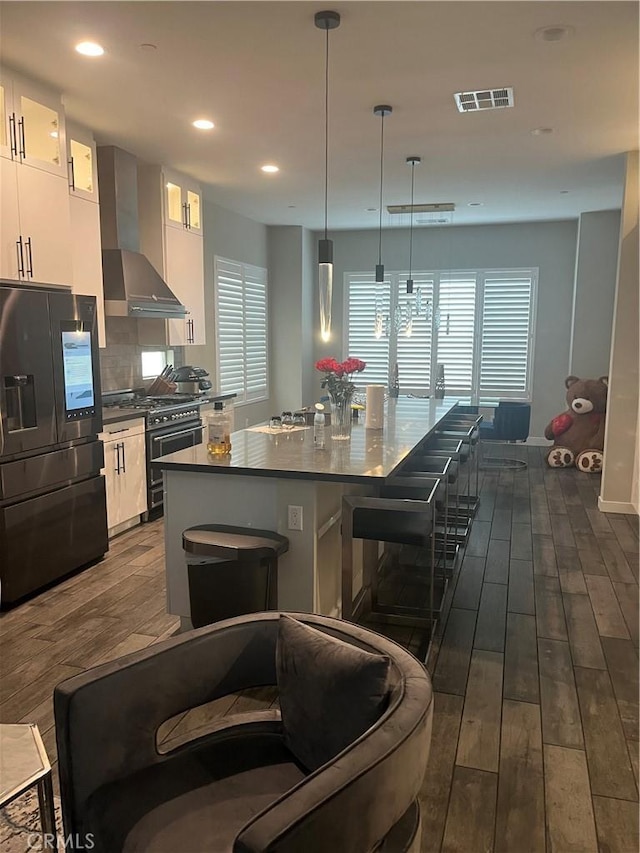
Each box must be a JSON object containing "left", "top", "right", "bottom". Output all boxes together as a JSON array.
[{"left": 206, "top": 401, "right": 232, "bottom": 455}]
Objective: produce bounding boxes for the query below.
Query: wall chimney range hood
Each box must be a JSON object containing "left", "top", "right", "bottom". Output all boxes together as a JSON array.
[{"left": 97, "top": 146, "right": 188, "bottom": 319}]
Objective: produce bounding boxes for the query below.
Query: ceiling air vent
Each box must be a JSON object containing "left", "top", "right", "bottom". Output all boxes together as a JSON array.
[{"left": 454, "top": 88, "right": 514, "bottom": 113}]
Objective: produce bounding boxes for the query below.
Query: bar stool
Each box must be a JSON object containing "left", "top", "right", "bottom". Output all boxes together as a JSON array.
[
  {"left": 442, "top": 413, "right": 483, "bottom": 510},
  {"left": 183, "top": 524, "right": 289, "bottom": 628},
  {"left": 394, "top": 455, "right": 455, "bottom": 575},
  {"left": 341, "top": 480, "right": 439, "bottom": 638},
  {"left": 420, "top": 437, "right": 469, "bottom": 549},
  {"left": 436, "top": 419, "right": 481, "bottom": 518}
]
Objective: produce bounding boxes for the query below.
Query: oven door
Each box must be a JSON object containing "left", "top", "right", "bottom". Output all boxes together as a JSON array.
[{"left": 147, "top": 419, "right": 203, "bottom": 509}]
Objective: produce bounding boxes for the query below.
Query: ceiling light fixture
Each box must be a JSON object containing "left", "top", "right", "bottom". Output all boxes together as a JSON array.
[
  {"left": 192, "top": 119, "right": 214, "bottom": 130},
  {"left": 75, "top": 41, "right": 104, "bottom": 57},
  {"left": 405, "top": 156, "right": 421, "bottom": 294},
  {"left": 315, "top": 9, "right": 341, "bottom": 343},
  {"left": 261, "top": 164, "right": 279, "bottom": 173},
  {"left": 373, "top": 105, "right": 392, "bottom": 283},
  {"left": 535, "top": 25, "right": 574, "bottom": 42},
  {"left": 530, "top": 126, "right": 554, "bottom": 136}
]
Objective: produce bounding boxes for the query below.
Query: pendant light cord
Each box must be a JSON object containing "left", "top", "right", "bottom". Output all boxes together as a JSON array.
[
  {"left": 323, "top": 26, "right": 329, "bottom": 242},
  {"left": 377, "top": 113, "right": 385, "bottom": 266},
  {"left": 408, "top": 159, "right": 416, "bottom": 280}
]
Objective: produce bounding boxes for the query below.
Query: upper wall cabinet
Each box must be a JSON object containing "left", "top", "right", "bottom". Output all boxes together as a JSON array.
[
  {"left": 0, "top": 68, "right": 67, "bottom": 178},
  {"left": 66, "top": 121, "right": 98, "bottom": 203},
  {"left": 163, "top": 167, "right": 202, "bottom": 236},
  {"left": 138, "top": 163, "right": 206, "bottom": 345}
]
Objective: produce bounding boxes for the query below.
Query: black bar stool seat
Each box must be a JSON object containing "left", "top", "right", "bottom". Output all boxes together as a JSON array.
[{"left": 184, "top": 524, "right": 289, "bottom": 629}]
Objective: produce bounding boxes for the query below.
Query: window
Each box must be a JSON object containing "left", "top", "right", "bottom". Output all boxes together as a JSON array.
[
  {"left": 141, "top": 350, "right": 174, "bottom": 380},
  {"left": 344, "top": 268, "right": 537, "bottom": 402},
  {"left": 214, "top": 257, "right": 268, "bottom": 404}
]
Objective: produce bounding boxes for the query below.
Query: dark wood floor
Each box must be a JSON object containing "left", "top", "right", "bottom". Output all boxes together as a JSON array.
[{"left": 0, "top": 444, "right": 638, "bottom": 852}]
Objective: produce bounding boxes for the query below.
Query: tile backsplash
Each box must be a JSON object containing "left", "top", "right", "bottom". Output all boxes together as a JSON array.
[{"left": 100, "top": 317, "right": 184, "bottom": 392}]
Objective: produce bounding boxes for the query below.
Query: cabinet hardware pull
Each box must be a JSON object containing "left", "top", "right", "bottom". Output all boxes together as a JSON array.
[
  {"left": 17, "top": 117, "right": 26, "bottom": 159},
  {"left": 25, "top": 238, "right": 33, "bottom": 278},
  {"left": 182, "top": 201, "right": 188, "bottom": 229},
  {"left": 186, "top": 203, "right": 191, "bottom": 230},
  {"left": 8, "top": 114, "right": 17, "bottom": 157},
  {"left": 68, "top": 156, "right": 75, "bottom": 190},
  {"left": 121, "top": 442, "right": 126, "bottom": 473},
  {"left": 15, "top": 238, "right": 25, "bottom": 277},
  {"left": 115, "top": 442, "right": 122, "bottom": 474}
]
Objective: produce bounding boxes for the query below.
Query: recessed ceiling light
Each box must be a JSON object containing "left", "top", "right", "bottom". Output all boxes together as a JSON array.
[
  {"left": 560, "top": 190, "right": 570, "bottom": 194},
  {"left": 531, "top": 126, "right": 555, "bottom": 136},
  {"left": 261, "top": 164, "right": 279, "bottom": 173},
  {"left": 366, "top": 207, "right": 377, "bottom": 212},
  {"left": 192, "top": 119, "right": 214, "bottom": 130},
  {"left": 468, "top": 202, "right": 484, "bottom": 207},
  {"left": 287, "top": 205, "right": 297, "bottom": 209},
  {"left": 75, "top": 41, "right": 104, "bottom": 57},
  {"left": 49, "top": 130, "right": 59, "bottom": 139},
  {"left": 535, "top": 25, "right": 574, "bottom": 42},
  {"left": 139, "top": 43, "right": 158, "bottom": 52}
]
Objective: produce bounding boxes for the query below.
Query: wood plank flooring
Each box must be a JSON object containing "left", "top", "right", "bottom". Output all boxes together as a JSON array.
[{"left": 0, "top": 444, "right": 638, "bottom": 852}]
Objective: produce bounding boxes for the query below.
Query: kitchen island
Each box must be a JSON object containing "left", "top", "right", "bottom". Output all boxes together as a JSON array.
[{"left": 157, "top": 397, "right": 458, "bottom": 628}]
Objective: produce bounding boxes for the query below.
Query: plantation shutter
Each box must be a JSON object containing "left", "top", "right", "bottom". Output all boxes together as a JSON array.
[
  {"left": 214, "top": 257, "right": 268, "bottom": 403},
  {"left": 396, "top": 274, "right": 434, "bottom": 391},
  {"left": 479, "top": 271, "right": 534, "bottom": 396},
  {"left": 243, "top": 263, "right": 268, "bottom": 401},
  {"left": 345, "top": 273, "right": 390, "bottom": 386},
  {"left": 436, "top": 273, "right": 477, "bottom": 392}
]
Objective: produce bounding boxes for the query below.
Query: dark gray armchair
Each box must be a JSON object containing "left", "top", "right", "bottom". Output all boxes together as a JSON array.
[{"left": 54, "top": 612, "right": 433, "bottom": 853}]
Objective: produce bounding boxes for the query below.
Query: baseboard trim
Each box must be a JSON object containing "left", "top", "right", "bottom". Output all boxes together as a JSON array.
[
  {"left": 598, "top": 496, "right": 638, "bottom": 515},
  {"left": 526, "top": 436, "right": 552, "bottom": 447}
]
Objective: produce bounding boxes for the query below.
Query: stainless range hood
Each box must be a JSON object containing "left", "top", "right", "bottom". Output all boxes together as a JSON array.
[{"left": 97, "top": 146, "right": 188, "bottom": 319}]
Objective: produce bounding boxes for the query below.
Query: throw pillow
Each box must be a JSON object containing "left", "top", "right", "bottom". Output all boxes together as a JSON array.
[{"left": 276, "top": 614, "right": 391, "bottom": 771}]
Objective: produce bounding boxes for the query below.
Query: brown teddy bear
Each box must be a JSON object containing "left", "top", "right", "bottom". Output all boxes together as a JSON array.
[{"left": 544, "top": 375, "right": 608, "bottom": 471}]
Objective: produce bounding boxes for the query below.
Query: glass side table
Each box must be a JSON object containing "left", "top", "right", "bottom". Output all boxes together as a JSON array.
[{"left": 0, "top": 724, "right": 55, "bottom": 842}]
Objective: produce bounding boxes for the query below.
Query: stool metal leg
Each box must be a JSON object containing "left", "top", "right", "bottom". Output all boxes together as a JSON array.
[{"left": 37, "top": 771, "right": 56, "bottom": 840}]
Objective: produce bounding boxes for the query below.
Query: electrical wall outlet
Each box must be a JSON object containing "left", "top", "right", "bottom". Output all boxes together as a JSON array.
[{"left": 287, "top": 505, "right": 303, "bottom": 531}]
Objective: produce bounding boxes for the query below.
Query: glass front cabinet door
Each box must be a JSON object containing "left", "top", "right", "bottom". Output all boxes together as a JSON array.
[
  {"left": 1, "top": 69, "right": 66, "bottom": 178},
  {"left": 66, "top": 122, "right": 98, "bottom": 202},
  {"left": 162, "top": 168, "right": 202, "bottom": 236}
]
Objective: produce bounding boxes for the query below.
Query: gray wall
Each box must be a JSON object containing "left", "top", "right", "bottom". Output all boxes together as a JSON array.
[
  {"left": 186, "top": 199, "right": 270, "bottom": 426},
  {"left": 570, "top": 210, "right": 621, "bottom": 379},
  {"left": 315, "top": 220, "right": 580, "bottom": 436}
]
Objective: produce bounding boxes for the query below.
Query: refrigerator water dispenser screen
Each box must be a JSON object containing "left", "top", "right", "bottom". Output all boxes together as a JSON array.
[{"left": 62, "top": 330, "right": 95, "bottom": 412}]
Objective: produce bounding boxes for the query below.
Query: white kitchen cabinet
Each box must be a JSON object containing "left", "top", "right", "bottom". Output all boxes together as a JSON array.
[
  {"left": 70, "top": 195, "right": 105, "bottom": 346},
  {"left": 66, "top": 121, "right": 98, "bottom": 202},
  {"left": 0, "top": 155, "right": 20, "bottom": 279},
  {"left": 163, "top": 167, "right": 202, "bottom": 235},
  {"left": 138, "top": 163, "right": 206, "bottom": 345},
  {"left": 0, "top": 156, "right": 72, "bottom": 286},
  {"left": 1, "top": 68, "right": 67, "bottom": 178},
  {"left": 164, "top": 225, "right": 205, "bottom": 345},
  {"left": 100, "top": 418, "right": 147, "bottom": 535}
]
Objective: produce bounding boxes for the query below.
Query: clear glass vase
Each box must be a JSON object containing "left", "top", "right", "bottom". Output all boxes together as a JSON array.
[{"left": 329, "top": 390, "right": 353, "bottom": 440}]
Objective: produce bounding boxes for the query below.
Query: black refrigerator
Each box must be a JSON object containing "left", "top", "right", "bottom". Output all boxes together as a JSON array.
[{"left": 0, "top": 283, "right": 108, "bottom": 606}]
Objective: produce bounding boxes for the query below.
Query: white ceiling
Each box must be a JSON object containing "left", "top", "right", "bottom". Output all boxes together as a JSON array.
[{"left": 0, "top": 1, "right": 638, "bottom": 230}]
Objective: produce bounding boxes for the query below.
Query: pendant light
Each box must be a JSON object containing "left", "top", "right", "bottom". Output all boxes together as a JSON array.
[
  {"left": 373, "top": 105, "right": 392, "bottom": 282},
  {"left": 315, "top": 10, "right": 341, "bottom": 342},
  {"left": 405, "top": 156, "right": 421, "bottom": 294}
]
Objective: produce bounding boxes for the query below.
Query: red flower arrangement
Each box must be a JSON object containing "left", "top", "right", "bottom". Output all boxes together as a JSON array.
[{"left": 315, "top": 357, "right": 366, "bottom": 401}]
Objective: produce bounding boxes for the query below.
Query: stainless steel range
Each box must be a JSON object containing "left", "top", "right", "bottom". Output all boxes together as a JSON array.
[{"left": 103, "top": 390, "right": 234, "bottom": 517}]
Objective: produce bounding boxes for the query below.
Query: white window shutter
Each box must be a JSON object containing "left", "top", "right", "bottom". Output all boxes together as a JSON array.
[
  {"left": 214, "top": 257, "right": 268, "bottom": 403},
  {"left": 345, "top": 273, "right": 390, "bottom": 386},
  {"left": 436, "top": 273, "right": 477, "bottom": 392},
  {"left": 479, "top": 271, "right": 534, "bottom": 396}
]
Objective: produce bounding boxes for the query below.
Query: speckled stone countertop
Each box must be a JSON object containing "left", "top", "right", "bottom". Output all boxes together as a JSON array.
[
  {"left": 156, "top": 397, "right": 458, "bottom": 484},
  {"left": 101, "top": 408, "right": 147, "bottom": 426}
]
